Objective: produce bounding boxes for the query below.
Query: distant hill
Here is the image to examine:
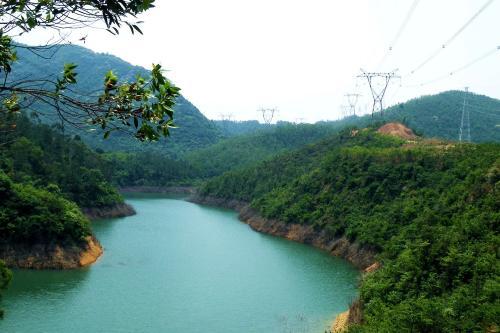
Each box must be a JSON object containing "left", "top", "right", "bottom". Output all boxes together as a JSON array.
[
  {"left": 184, "top": 122, "right": 348, "bottom": 178},
  {"left": 342, "top": 91, "right": 500, "bottom": 143},
  {"left": 213, "top": 120, "right": 268, "bottom": 137},
  {"left": 10, "top": 44, "right": 221, "bottom": 157}
]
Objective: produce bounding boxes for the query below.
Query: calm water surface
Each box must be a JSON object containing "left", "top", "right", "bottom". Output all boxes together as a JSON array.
[{"left": 1, "top": 196, "right": 359, "bottom": 333}]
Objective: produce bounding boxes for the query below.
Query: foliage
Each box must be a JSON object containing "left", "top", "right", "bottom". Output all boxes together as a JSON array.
[
  {"left": 9, "top": 44, "right": 221, "bottom": 156},
  {"left": 186, "top": 123, "right": 352, "bottom": 178},
  {"left": 200, "top": 128, "right": 500, "bottom": 331},
  {"left": 214, "top": 119, "right": 268, "bottom": 137},
  {"left": 101, "top": 151, "right": 197, "bottom": 187},
  {"left": 347, "top": 91, "right": 500, "bottom": 143},
  {"left": 0, "top": 114, "right": 123, "bottom": 208},
  {"left": 199, "top": 128, "right": 404, "bottom": 199},
  {"left": 1, "top": 1, "right": 180, "bottom": 141},
  {"left": 0, "top": 170, "right": 91, "bottom": 245}
]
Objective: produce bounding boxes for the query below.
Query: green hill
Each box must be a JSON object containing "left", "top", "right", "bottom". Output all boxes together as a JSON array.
[
  {"left": 10, "top": 44, "right": 222, "bottom": 157},
  {"left": 198, "top": 126, "right": 500, "bottom": 332},
  {"left": 184, "top": 122, "right": 349, "bottom": 178},
  {"left": 1, "top": 114, "right": 123, "bottom": 208},
  {"left": 342, "top": 90, "right": 500, "bottom": 143},
  {"left": 97, "top": 91, "right": 500, "bottom": 187}
]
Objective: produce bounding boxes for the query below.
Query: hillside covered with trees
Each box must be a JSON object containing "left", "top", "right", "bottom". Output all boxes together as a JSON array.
[
  {"left": 10, "top": 45, "right": 222, "bottom": 157},
  {"left": 81, "top": 91, "right": 500, "bottom": 188},
  {"left": 341, "top": 90, "right": 500, "bottom": 143},
  {"left": 198, "top": 126, "right": 500, "bottom": 332},
  {"left": 1, "top": 115, "right": 123, "bottom": 208}
]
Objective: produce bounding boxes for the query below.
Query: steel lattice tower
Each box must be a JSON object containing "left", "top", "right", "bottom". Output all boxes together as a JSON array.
[{"left": 358, "top": 70, "right": 400, "bottom": 116}]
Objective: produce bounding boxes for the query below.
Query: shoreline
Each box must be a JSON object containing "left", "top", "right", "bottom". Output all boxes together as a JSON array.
[
  {"left": 119, "top": 186, "right": 196, "bottom": 195},
  {"left": 0, "top": 236, "right": 103, "bottom": 270},
  {"left": 188, "top": 195, "right": 377, "bottom": 269},
  {"left": 188, "top": 195, "right": 377, "bottom": 331},
  {"left": 82, "top": 202, "right": 136, "bottom": 220}
]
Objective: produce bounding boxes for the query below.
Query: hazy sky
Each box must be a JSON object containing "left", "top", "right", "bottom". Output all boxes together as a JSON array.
[{"left": 18, "top": 0, "right": 500, "bottom": 122}]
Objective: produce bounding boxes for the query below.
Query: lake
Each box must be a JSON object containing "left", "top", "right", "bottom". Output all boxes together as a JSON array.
[{"left": 1, "top": 196, "right": 359, "bottom": 333}]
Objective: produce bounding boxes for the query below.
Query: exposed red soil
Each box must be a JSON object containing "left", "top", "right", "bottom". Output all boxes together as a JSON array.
[{"left": 377, "top": 122, "right": 417, "bottom": 140}]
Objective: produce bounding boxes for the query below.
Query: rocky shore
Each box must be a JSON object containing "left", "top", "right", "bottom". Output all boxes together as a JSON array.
[
  {"left": 82, "top": 202, "right": 136, "bottom": 220},
  {"left": 189, "top": 195, "right": 379, "bottom": 331},
  {"left": 119, "top": 186, "right": 196, "bottom": 195},
  {"left": 0, "top": 236, "right": 103, "bottom": 269},
  {"left": 189, "top": 195, "right": 376, "bottom": 270}
]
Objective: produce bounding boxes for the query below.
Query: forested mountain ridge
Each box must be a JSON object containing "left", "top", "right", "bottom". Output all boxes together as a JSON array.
[
  {"left": 1, "top": 115, "right": 123, "bottom": 208},
  {"left": 184, "top": 123, "right": 349, "bottom": 178},
  {"left": 10, "top": 44, "right": 500, "bottom": 160},
  {"left": 181, "top": 91, "right": 500, "bottom": 181},
  {"left": 10, "top": 44, "right": 221, "bottom": 156},
  {"left": 197, "top": 125, "right": 500, "bottom": 332},
  {"left": 344, "top": 90, "right": 500, "bottom": 143},
  {"left": 94, "top": 90, "right": 500, "bottom": 187}
]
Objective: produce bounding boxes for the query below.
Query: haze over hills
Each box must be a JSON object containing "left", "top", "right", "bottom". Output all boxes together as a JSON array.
[
  {"left": 11, "top": 44, "right": 499, "bottom": 160},
  {"left": 371, "top": 90, "right": 500, "bottom": 142}
]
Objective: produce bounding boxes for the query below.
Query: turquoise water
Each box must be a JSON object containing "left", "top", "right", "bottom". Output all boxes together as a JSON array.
[{"left": 1, "top": 197, "right": 359, "bottom": 333}]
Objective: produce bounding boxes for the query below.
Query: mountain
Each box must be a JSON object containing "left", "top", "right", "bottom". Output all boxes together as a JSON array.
[
  {"left": 10, "top": 44, "right": 222, "bottom": 157},
  {"left": 214, "top": 120, "right": 272, "bottom": 137},
  {"left": 0, "top": 114, "right": 123, "bottom": 209},
  {"left": 196, "top": 124, "right": 500, "bottom": 331},
  {"left": 184, "top": 122, "right": 348, "bottom": 178},
  {"left": 343, "top": 90, "right": 500, "bottom": 143}
]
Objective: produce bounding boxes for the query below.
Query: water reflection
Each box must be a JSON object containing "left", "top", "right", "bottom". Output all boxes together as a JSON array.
[{"left": 6, "top": 268, "right": 90, "bottom": 298}]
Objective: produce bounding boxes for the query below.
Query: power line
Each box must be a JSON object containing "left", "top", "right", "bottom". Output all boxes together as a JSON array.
[
  {"left": 409, "top": 0, "right": 496, "bottom": 76},
  {"left": 466, "top": 105, "right": 500, "bottom": 119},
  {"left": 470, "top": 108, "right": 500, "bottom": 119},
  {"left": 405, "top": 45, "right": 500, "bottom": 87},
  {"left": 378, "top": 0, "right": 421, "bottom": 69},
  {"left": 467, "top": 103, "right": 500, "bottom": 113}
]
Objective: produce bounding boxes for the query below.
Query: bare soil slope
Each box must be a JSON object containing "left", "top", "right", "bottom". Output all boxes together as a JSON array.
[{"left": 377, "top": 122, "right": 417, "bottom": 140}]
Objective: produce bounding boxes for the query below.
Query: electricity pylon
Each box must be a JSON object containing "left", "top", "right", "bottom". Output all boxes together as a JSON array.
[
  {"left": 459, "top": 87, "right": 471, "bottom": 143},
  {"left": 358, "top": 69, "right": 400, "bottom": 116},
  {"left": 219, "top": 113, "right": 233, "bottom": 133},
  {"left": 345, "top": 93, "right": 362, "bottom": 116},
  {"left": 259, "top": 108, "right": 277, "bottom": 125}
]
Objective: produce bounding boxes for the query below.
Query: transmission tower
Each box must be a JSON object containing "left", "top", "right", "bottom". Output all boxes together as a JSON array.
[
  {"left": 344, "top": 93, "right": 362, "bottom": 116},
  {"left": 339, "top": 105, "right": 350, "bottom": 119},
  {"left": 219, "top": 113, "right": 233, "bottom": 122},
  {"left": 259, "top": 108, "right": 277, "bottom": 125},
  {"left": 219, "top": 113, "right": 233, "bottom": 133},
  {"left": 459, "top": 88, "right": 471, "bottom": 143},
  {"left": 358, "top": 70, "right": 400, "bottom": 116}
]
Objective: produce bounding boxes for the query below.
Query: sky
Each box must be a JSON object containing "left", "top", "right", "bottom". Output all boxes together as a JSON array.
[{"left": 18, "top": 0, "right": 500, "bottom": 123}]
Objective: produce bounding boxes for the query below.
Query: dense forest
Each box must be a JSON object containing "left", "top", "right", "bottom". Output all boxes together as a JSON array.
[
  {"left": 184, "top": 123, "right": 348, "bottom": 178},
  {"left": 214, "top": 119, "right": 268, "bottom": 137},
  {"left": 0, "top": 115, "right": 123, "bottom": 208},
  {"left": 375, "top": 90, "right": 500, "bottom": 143},
  {"left": 199, "top": 127, "right": 500, "bottom": 332},
  {"left": 2, "top": 41, "right": 500, "bottom": 329},
  {"left": 10, "top": 45, "right": 222, "bottom": 157}
]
